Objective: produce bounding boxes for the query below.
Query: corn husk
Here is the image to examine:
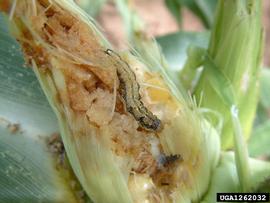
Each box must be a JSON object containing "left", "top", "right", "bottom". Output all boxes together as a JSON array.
[
  {"left": 193, "top": 0, "right": 263, "bottom": 149},
  {"left": 4, "top": 0, "right": 220, "bottom": 202}
]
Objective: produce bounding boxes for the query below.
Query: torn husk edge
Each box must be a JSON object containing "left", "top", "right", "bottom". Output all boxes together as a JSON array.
[{"left": 3, "top": 0, "right": 220, "bottom": 202}]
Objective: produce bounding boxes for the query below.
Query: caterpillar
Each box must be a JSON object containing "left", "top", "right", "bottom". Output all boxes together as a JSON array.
[
  {"left": 162, "top": 154, "right": 182, "bottom": 167},
  {"left": 104, "top": 49, "right": 162, "bottom": 132}
]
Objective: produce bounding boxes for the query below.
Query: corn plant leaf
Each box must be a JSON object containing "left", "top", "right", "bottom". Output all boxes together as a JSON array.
[
  {"left": 0, "top": 122, "right": 80, "bottom": 203},
  {"left": 254, "top": 103, "right": 269, "bottom": 127},
  {"left": 248, "top": 120, "right": 270, "bottom": 157},
  {"left": 0, "top": 13, "right": 82, "bottom": 203},
  {"left": 156, "top": 31, "right": 209, "bottom": 71},
  {"left": 0, "top": 14, "right": 57, "bottom": 134},
  {"left": 248, "top": 68, "right": 270, "bottom": 157},
  {"left": 165, "top": 0, "right": 217, "bottom": 28},
  {"left": 259, "top": 68, "right": 270, "bottom": 110},
  {"left": 157, "top": 32, "right": 209, "bottom": 93},
  {"left": 165, "top": 0, "right": 182, "bottom": 27},
  {"left": 194, "top": 0, "right": 217, "bottom": 27}
]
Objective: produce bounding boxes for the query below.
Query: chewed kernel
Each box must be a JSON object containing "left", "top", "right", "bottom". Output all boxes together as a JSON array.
[{"left": 144, "top": 75, "right": 179, "bottom": 110}]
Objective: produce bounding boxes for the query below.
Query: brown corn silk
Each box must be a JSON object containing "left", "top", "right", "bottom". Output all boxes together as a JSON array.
[{"left": 2, "top": 0, "right": 219, "bottom": 202}]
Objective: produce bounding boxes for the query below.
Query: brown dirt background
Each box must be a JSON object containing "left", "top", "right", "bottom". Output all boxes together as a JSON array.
[{"left": 97, "top": 0, "right": 270, "bottom": 67}]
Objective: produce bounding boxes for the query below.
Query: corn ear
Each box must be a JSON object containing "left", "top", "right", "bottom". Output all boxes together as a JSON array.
[
  {"left": 3, "top": 0, "right": 220, "bottom": 202},
  {"left": 194, "top": 0, "right": 263, "bottom": 149}
]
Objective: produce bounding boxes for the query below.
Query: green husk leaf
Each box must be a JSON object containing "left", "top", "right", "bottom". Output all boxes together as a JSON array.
[
  {"left": 194, "top": 0, "right": 263, "bottom": 149},
  {"left": 204, "top": 55, "right": 236, "bottom": 107},
  {"left": 231, "top": 106, "right": 250, "bottom": 192},
  {"left": 179, "top": 45, "right": 206, "bottom": 90}
]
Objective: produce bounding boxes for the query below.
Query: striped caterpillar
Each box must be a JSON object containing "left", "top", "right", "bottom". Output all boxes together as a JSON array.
[{"left": 105, "top": 49, "right": 162, "bottom": 132}]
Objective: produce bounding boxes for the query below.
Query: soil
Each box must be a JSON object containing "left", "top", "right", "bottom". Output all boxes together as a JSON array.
[{"left": 97, "top": 0, "right": 270, "bottom": 67}]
